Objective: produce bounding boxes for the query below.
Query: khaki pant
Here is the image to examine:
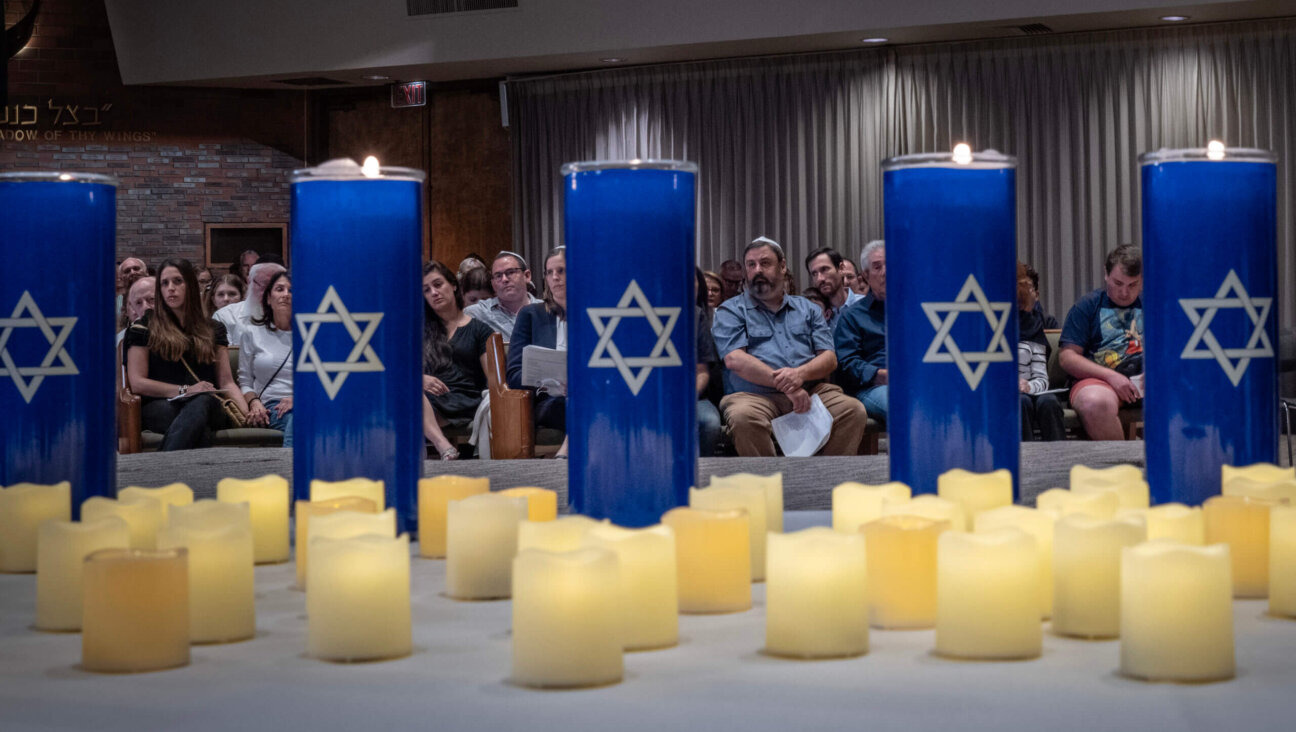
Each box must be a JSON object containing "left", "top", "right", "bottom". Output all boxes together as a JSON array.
[{"left": 720, "top": 382, "right": 867, "bottom": 457}]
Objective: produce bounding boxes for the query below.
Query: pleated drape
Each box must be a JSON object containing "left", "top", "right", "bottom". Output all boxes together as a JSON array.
[{"left": 509, "top": 19, "right": 1295, "bottom": 325}]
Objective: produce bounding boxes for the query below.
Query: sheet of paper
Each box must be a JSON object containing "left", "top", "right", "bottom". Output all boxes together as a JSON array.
[
  {"left": 771, "top": 394, "right": 832, "bottom": 457},
  {"left": 521, "top": 345, "right": 566, "bottom": 387}
]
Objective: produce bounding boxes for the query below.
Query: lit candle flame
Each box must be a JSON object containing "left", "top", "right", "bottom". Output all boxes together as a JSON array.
[
  {"left": 362, "top": 156, "right": 381, "bottom": 178},
  {"left": 58, "top": 173, "right": 74, "bottom": 181},
  {"left": 1206, "top": 140, "right": 1225, "bottom": 160},
  {"left": 952, "top": 143, "right": 973, "bottom": 165}
]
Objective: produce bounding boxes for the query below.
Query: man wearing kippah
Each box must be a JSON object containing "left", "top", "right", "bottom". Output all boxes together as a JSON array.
[{"left": 465, "top": 251, "right": 542, "bottom": 345}]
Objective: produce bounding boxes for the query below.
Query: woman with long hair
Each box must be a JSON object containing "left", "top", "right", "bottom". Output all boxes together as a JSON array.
[
  {"left": 125, "top": 258, "right": 249, "bottom": 451},
  {"left": 240, "top": 270, "right": 294, "bottom": 445},
  {"left": 204, "top": 274, "right": 245, "bottom": 318},
  {"left": 423, "top": 260, "right": 495, "bottom": 460},
  {"left": 506, "top": 247, "right": 569, "bottom": 458},
  {"left": 702, "top": 270, "right": 725, "bottom": 309}
]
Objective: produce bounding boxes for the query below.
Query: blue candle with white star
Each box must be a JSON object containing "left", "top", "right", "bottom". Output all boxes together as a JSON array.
[
  {"left": 882, "top": 152, "right": 1020, "bottom": 496},
  {"left": 1141, "top": 148, "right": 1278, "bottom": 505},
  {"left": 0, "top": 173, "right": 117, "bottom": 518},
  {"left": 290, "top": 160, "right": 424, "bottom": 533},
  {"left": 564, "top": 161, "right": 697, "bottom": 527}
]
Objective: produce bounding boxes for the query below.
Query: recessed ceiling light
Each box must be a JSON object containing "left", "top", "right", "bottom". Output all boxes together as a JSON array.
[
  {"left": 600, "top": 57, "right": 625, "bottom": 63},
  {"left": 861, "top": 37, "right": 889, "bottom": 44},
  {"left": 362, "top": 74, "right": 390, "bottom": 81},
  {"left": 1160, "top": 15, "right": 1190, "bottom": 22}
]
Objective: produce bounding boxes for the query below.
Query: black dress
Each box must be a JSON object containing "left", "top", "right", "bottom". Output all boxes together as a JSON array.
[{"left": 426, "top": 317, "right": 493, "bottom": 426}]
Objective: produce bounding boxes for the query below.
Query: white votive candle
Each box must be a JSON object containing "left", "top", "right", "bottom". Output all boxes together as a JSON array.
[
  {"left": 306, "top": 508, "right": 397, "bottom": 590},
  {"left": 1222, "top": 476, "right": 1296, "bottom": 505},
  {"left": 832, "top": 481, "right": 911, "bottom": 533},
  {"left": 168, "top": 499, "right": 252, "bottom": 533},
  {"left": 937, "top": 468, "right": 1013, "bottom": 524},
  {"left": 216, "top": 475, "right": 290, "bottom": 564},
  {"left": 512, "top": 548, "right": 622, "bottom": 688},
  {"left": 1036, "top": 487, "right": 1118, "bottom": 520},
  {"left": 497, "top": 486, "right": 557, "bottom": 522},
  {"left": 1071, "top": 463, "right": 1143, "bottom": 487},
  {"left": 1118, "top": 504, "right": 1204, "bottom": 545},
  {"left": 1271, "top": 505, "right": 1296, "bottom": 618},
  {"left": 417, "top": 476, "right": 490, "bottom": 558},
  {"left": 937, "top": 528, "right": 1041, "bottom": 659},
  {"left": 583, "top": 523, "right": 677, "bottom": 651},
  {"left": 1120, "top": 542, "right": 1234, "bottom": 682},
  {"left": 157, "top": 521, "right": 255, "bottom": 644},
  {"left": 662, "top": 507, "right": 750, "bottom": 614},
  {"left": 118, "top": 483, "right": 194, "bottom": 520},
  {"left": 1221, "top": 462, "right": 1294, "bottom": 486},
  {"left": 710, "top": 472, "right": 784, "bottom": 532},
  {"left": 294, "top": 497, "right": 377, "bottom": 587},
  {"left": 311, "top": 477, "right": 386, "bottom": 510},
  {"left": 307, "top": 534, "right": 411, "bottom": 662},
  {"left": 882, "top": 494, "right": 967, "bottom": 531},
  {"left": 35, "top": 518, "right": 130, "bottom": 631},
  {"left": 0, "top": 482, "right": 71, "bottom": 572},
  {"left": 518, "top": 515, "right": 606, "bottom": 553},
  {"left": 1052, "top": 514, "right": 1146, "bottom": 638},
  {"left": 765, "top": 527, "right": 869, "bottom": 659},
  {"left": 446, "top": 494, "right": 527, "bottom": 600},
  {"left": 81, "top": 547, "right": 189, "bottom": 673},
  {"left": 690, "top": 484, "right": 769, "bottom": 580},
  {"left": 81, "top": 495, "right": 163, "bottom": 550},
  {"left": 1204, "top": 495, "right": 1273, "bottom": 598},
  {"left": 1070, "top": 472, "right": 1149, "bottom": 510},
  {"left": 975, "top": 505, "right": 1054, "bottom": 618},
  {"left": 863, "top": 515, "right": 948, "bottom": 629}
]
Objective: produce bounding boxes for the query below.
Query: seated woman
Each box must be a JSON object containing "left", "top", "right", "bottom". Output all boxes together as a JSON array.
[
  {"left": 458, "top": 266, "right": 494, "bottom": 307},
  {"left": 506, "top": 247, "right": 569, "bottom": 459},
  {"left": 696, "top": 269, "right": 723, "bottom": 456},
  {"left": 239, "top": 270, "right": 294, "bottom": 445},
  {"left": 204, "top": 274, "right": 245, "bottom": 318},
  {"left": 1018, "top": 261, "right": 1065, "bottom": 441},
  {"left": 703, "top": 270, "right": 725, "bottom": 309},
  {"left": 422, "top": 260, "right": 495, "bottom": 460},
  {"left": 125, "top": 258, "right": 249, "bottom": 451}
]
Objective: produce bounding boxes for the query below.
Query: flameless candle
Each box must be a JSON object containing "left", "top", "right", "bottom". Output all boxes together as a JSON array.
[
  {"left": 294, "top": 497, "right": 378, "bottom": 587},
  {"left": 882, "top": 494, "right": 966, "bottom": 531},
  {"left": 1052, "top": 514, "right": 1146, "bottom": 638},
  {"left": 710, "top": 473, "right": 784, "bottom": 532},
  {"left": 446, "top": 494, "right": 527, "bottom": 600},
  {"left": 937, "top": 528, "right": 1041, "bottom": 659},
  {"left": 217, "top": 475, "right": 290, "bottom": 564},
  {"left": 307, "top": 534, "right": 411, "bottom": 662},
  {"left": 518, "top": 515, "right": 606, "bottom": 553},
  {"left": 81, "top": 548, "right": 189, "bottom": 673},
  {"left": 662, "top": 507, "right": 751, "bottom": 614},
  {"left": 1036, "top": 488, "right": 1118, "bottom": 520},
  {"left": 765, "top": 527, "right": 869, "bottom": 658},
  {"left": 168, "top": 499, "right": 252, "bottom": 533},
  {"left": 1222, "top": 477, "right": 1296, "bottom": 505},
  {"left": 417, "top": 476, "right": 491, "bottom": 558},
  {"left": 0, "top": 482, "right": 71, "bottom": 572},
  {"left": 311, "top": 477, "right": 386, "bottom": 511},
  {"left": 583, "top": 523, "right": 678, "bottom": 651},
  {"left": 1221, "top": 462, "right": 1294, "bottom": 486},
  {"left": 81, "top": 495, "right": 163, "bottom": 550},
  {"left": 1118, "top": 504, "right": 1204, "bottom": 545},
  {"left": 497, "top": 486, "right": 557, "bottom": 522},
  {"left": 306, "top": 508, "right": 397, "bottom": 589},
  {"left": 1120, "top": 542, "right": 1234, "bottom": 682},
  {"left": 35, "top": 517, "right": 130, "bottom": 631},
  {"left": 938, "top": 468, "right": 1013, "bottom": 524},
  {"left": 512, "top": 548, "right": 623, "bottom": 688},
  {"left": 975, "top": 505, "right": 1053, "bottom": 618},
  {"left": 1070, "top": 474, "right": 1150, "bottom": 510},
  {"left": 1204, "top": 495, "right": 1273, "bottom": 598},
  {"left": 863, "top": 515, "right": 949, "bottom": 629},
  {"left": 1070, "top": 464, "right": 1143, "bottom": 487},
  {"left": 118, "top": 483, "right": 193, "bottom": 520},
  {"left": 157, "top": 522, "right": 255, "bottom": 644},
  {"left": 690, "top": 485, "right": 768, "bottom": 580},
  {"left": 832, "top": 481, "right": 911, "bottom": 533},
  {"left": 1271, "top": 505, "right": 1296, "bottom": 617}
]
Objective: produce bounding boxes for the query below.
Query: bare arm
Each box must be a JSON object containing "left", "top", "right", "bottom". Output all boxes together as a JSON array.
[
  {"left": 771, "top": 349, "right": 838, "bottom": 393},
  {"left": 126, "top": 346, "right": 209, "bottom": 399},
  {"left": 1058, "top": 344, "right": 1138, "bottom": 402},
  {"left": 215, "top": 346, "right": 251, "bottom": 413},
  {"left": 696, "top": 363, "right": 709, "bottom": 396},
  {"left": 723, "top": 348, "right": 778, "bottom": 389}
]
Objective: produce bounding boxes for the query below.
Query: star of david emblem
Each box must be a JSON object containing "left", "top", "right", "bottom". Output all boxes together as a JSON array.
[
  {"left": 0, "top": 291, "right": 78, "bottom": 403},
  {"left": 587, "top": 280, "right": 682, "bottom": 396},
  {"left": 920, "top": 274, "right": 1013, "bottom": 390},
  {"left": 1179, "top": 269, "right": 1273, "bottom": 387},
  {"left": 295, "top": 285, "right": 384, "bottom": 400}
]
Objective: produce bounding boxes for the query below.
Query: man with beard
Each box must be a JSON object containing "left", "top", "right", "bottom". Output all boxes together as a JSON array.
[
  {"left": 719, "top": 259, "right": 745, "bottom": 301},
  {"left": 833, "top": 239, "right": 889, "bottom": 424},
  {"left": 805, "top": 247, "right": 863, "bottom": 326},
  {"left": 465, "top": 251, "right": 542, "bottom": 345},
  {"left": 712, "top": 236, "right": 867, "bottom": 456}
]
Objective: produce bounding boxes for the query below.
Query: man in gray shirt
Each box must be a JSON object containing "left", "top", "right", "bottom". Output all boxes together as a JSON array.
[
  {"left": 712, "top": 237, "right": 868, "bottom": 456},
  {"left": 464, "top": 251, "right": 541, "bottom": 344}
]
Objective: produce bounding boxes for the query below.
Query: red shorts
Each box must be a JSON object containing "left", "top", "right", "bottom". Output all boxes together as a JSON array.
[{"left": 1069, "top": 377, "right": 1114, "bottom": 404}]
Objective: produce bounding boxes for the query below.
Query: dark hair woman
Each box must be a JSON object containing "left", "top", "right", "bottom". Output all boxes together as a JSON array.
[
  {"left": 505, "top": 247, "right": 569, "bottom": 458},
  {"left": 423, "top": 260, "right": 495, "bottom": 460},
  {"left": 125, "top": 258, "right": 249, "bottom": 451},
  {"left": 459, "top": 266, "right": 494, "bottom": 307},
  {"left": 239, "top": 271, "right": 294, "bottom": 445},
  {"left": 695, "top": 268, "right": 723, "bottom": 455},
  {"left": 204, "top": 274, "right": 245, "bottom": 318}
]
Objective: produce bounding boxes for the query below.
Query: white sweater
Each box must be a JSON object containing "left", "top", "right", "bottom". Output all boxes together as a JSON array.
[
  {"left": 1017, "top": 340, "right": 1050, "bottom": 395},
  {"left": 238, "top": 324, "right": 293, "bottom": 403}
]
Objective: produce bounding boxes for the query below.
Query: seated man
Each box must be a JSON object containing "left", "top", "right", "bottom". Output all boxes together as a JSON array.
[
  {"left": 805, "top": 247, "right": 863, "bottom": 326},
  {"left": 464, "top": 251, "right": 541, "bottom": 345},
  {"left": 713, "top": 236, "right": 867, "bottom": 457},
  {"left": 833, "top": 239, "right": 889, "bottom": 423},
  {"left": 1059, "top": 244, "right": 1144, "bottom": 440}
]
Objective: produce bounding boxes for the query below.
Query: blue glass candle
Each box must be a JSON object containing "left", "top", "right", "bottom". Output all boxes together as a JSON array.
[
  {"left": 1141, "top": 147, "right": 1279, "bottom": 506},
  {"left": 290, "top": 160, "right": 424, "bottom": 533},
  {"left": 0, "top": 172, "right": 117, "bottom": 518},
  {"left": 882, "top": 152, "right": 1020, "bottom": 497},
  {"left": 564, "top": 161, "right": 698, "bottom": 527}
]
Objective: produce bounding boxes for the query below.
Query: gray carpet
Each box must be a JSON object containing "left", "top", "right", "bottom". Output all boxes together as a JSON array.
[{"left": 112, "top": 441, "right": 1271, "bottom": 510}]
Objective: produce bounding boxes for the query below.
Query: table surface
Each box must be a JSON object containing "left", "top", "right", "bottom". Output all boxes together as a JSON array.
[{"left": 2, "top": 511, "right": 1293, "bottom": 732}]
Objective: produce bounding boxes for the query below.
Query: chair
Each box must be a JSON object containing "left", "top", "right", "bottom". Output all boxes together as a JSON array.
[{"left": 479, "top": 332, "right": 568, "bottom": 459}]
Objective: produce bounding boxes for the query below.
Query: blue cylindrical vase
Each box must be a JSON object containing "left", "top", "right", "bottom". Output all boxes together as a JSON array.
[
  {"left": 882, "top": 152, "right": 1020, "bottom": 496},
  {"left": 0, "top": 172, "right": 118, "bottom": 518},
  {"left": 1141, "top": 148, "right": 1279, "bottom": 506},
  {"left": 290, "top": 160, "right": 424, "bottom": 533},
  {"left": 564, "top": 161, "right": 698, "bottom": 527}
]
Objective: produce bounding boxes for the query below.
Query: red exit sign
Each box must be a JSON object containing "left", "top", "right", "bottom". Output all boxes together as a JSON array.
[{"left": 391, "top": 81, "right": 427, "bottom": 108}]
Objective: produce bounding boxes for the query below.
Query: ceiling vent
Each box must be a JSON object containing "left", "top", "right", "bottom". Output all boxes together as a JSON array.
[
  {"left": 407, "top": 0, "right": 518, "bottom": 15},
  {"left": 274, "top": 77, "right": 350, "bottom": 87},
  {"left": 1013, "top": 23, "right": 1054, "bottom": 35}
]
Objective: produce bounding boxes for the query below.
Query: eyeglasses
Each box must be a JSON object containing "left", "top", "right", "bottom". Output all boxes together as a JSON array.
[{"left": 492, "top": 267, "right": 524, "bottom": 282}]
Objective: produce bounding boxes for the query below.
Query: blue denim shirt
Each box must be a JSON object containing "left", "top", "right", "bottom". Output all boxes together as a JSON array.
[
  {"left": 712, "top": 290, "right": 834, "bottom": 394},
  {"left": 833, "top": 292, "right": 886, "bottom": 394}
]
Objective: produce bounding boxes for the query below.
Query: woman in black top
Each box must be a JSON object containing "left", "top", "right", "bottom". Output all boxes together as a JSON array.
[
  {"left": 422, "top": 260, "right": 494, "bottom": 460},
  {"left": 125, "top": 258, "right": 249, "bottom": 451}
]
